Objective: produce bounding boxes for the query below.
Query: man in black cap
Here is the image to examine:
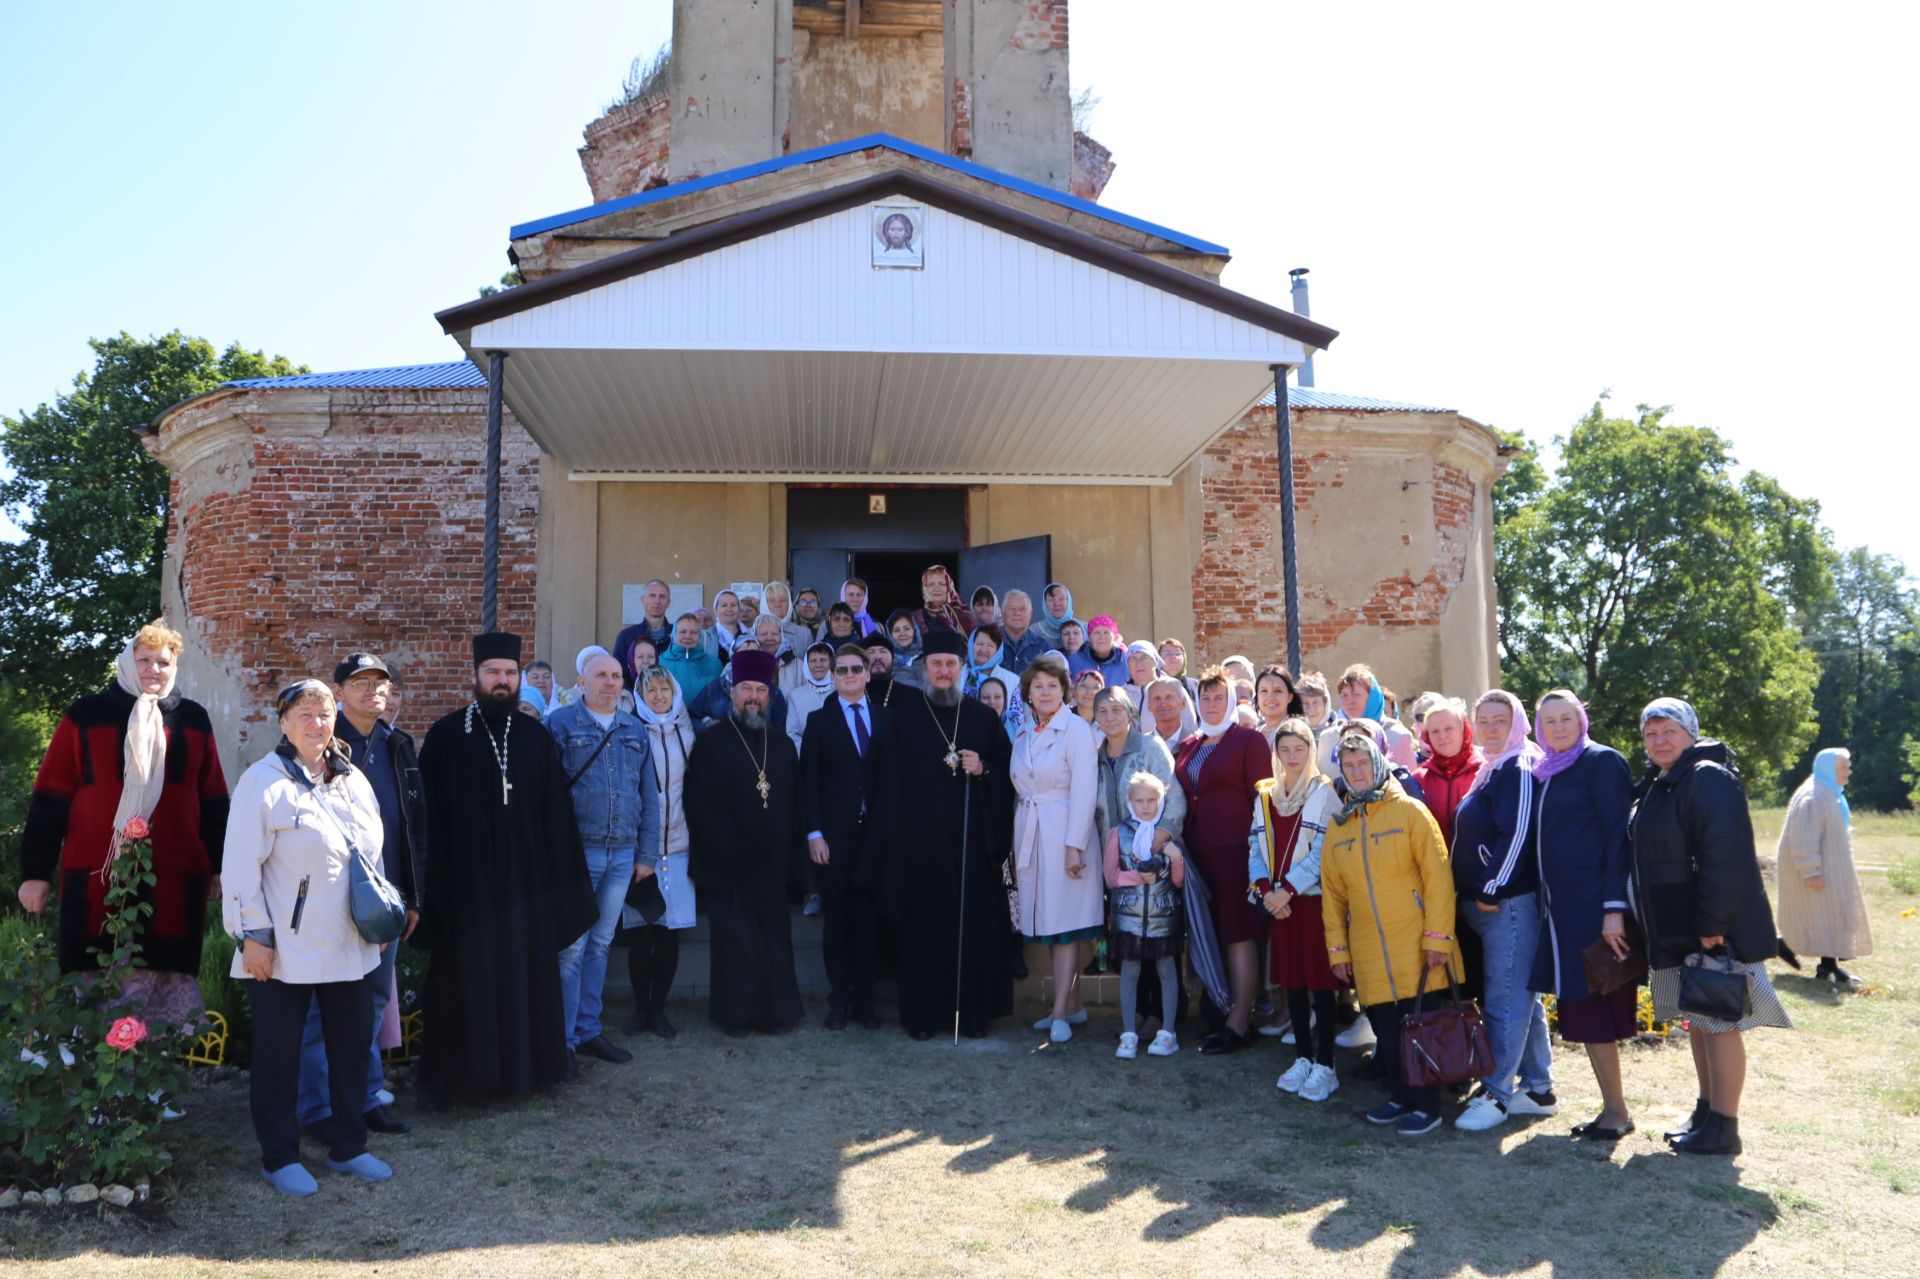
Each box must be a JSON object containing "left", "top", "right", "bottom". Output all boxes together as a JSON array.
[
  {"left": 295, "top": 653, "right": 426, "bottom": 1142},
  {"left": 863, "top": 629, "right": 1015, "bottom": 1039},
  {"left": 684, "top": 648, "right": 805, "bottom": 1036},
  {"left": 414, "top": 633, "right": 597, "bottom": 1105},
  {"left": 859, "top": 631, "right": 919, "bottom": 711}
]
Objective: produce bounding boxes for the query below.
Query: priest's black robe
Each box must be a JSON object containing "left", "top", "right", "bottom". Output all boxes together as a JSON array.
[
  {"left": 684, "top": 713, "right": 806, "bottom": 1032},
  {"left": 415, "top": 703, "right": 595, "bottom": 1100},
  {"left": 864, "top": 692, "right": 1015, "bottom": 1035}
]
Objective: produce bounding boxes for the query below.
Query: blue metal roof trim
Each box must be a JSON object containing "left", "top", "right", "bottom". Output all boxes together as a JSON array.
[
  {"left": 224, "top": 362, "right": 487, "bottom": 390},
  {"left": 1260, "top": 387, "right": 1456, "bottom": 414},
  {"left": 509, "top": 131, "right": 1230, "bottom": 256}
]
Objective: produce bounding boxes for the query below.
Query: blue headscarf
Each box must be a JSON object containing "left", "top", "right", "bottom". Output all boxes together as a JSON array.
[
  {"left": 1361, "top": 675, "right": 1386, "bottom": 723},
  {"left": 517, "top": 684, "right": 548, "bottom": 718},
  {"left": 1033, "top": 582, "right": 1077, "bottom": 646},
  {"left": 1812, "top": 748, "right": 1851, "bottom": 828},
  {"left": 963, "top": 627, "right": 1001, "bottom": 695}
]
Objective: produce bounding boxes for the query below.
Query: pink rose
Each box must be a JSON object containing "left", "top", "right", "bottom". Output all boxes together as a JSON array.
[
  {"left": 121, "top": 818, "right": 150, "bottom": 841},
  {"left": 105, "top": 1017, "right": 148, "bottom": 1052}
]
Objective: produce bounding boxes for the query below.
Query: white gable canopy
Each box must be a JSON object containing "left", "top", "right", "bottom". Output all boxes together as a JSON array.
[{"left": 438, "top": 170, "right": 1338, "bottom": 485}]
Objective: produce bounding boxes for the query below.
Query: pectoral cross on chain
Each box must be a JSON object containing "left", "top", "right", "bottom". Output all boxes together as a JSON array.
[
  {"left": 756, "top": 774, "right": 771, "bottom": 807},
  {"left": 501, "top": 774, "right": 513, "bottom": 806}
]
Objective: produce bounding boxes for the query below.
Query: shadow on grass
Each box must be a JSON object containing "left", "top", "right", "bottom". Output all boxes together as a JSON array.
[{"left": 0, "top": 999, "right": 1779, "bottom": 1274}]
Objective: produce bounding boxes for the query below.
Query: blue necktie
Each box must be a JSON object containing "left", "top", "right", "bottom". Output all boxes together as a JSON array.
[{"left": 852, "top": 703, "right": 869, "bottom": 755}]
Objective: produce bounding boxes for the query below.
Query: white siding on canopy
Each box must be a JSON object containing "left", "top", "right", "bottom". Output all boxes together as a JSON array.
[{"left": 470, "top": 204, "right": 1305, "bottom": 366}]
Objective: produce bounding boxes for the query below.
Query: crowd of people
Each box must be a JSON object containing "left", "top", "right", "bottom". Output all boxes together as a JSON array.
[{"left": 14, "top": 564, "right": 1873, "bottom": 1195}]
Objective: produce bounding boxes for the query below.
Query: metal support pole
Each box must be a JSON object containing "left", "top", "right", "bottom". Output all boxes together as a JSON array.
[
  {"left": 1271, "top": 363, "right": 1302, "bottom": 674},
  {"left": 482, "top": 351, "right": 506, "bottom": 633}
]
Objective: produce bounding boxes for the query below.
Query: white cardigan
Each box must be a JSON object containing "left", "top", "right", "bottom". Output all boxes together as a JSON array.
[{"left": 222, "top": 753, "right": 383, "bottom": 985}]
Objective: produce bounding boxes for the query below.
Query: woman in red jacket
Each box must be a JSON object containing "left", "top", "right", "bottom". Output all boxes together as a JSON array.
[
  {"left": 17, "top": 621, "right": 230, "bottom": 1036},
  {"left": 1173, "top": 668, "right": 1273, "bottom": 1054},
  {"left": 1412, "top": 696, "right": 1483, "bottom": 999}
]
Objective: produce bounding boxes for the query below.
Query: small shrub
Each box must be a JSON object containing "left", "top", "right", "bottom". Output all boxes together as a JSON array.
[
  {"left": 1889, "top": 860, "right": 1920, "bottom": 896},
  {"left": 0, "top": 825, "right": 188, "bottom": 1188}
]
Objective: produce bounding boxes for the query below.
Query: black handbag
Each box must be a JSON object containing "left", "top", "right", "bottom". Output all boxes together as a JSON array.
[
  {"left": 625, "top": 872, "right": 667, "bottom": 926},
  {"left": 1677, "top": 946, "right": 1750, "bottom": 1022}
]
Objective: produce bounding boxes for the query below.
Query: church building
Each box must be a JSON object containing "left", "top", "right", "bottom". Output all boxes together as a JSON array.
[{"left": 146, "top": 0, "right": 1505, "bottom": 772}]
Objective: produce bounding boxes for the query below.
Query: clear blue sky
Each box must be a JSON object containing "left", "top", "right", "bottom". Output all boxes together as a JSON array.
[{"left": 5, "top": 2, "right": 1914, "bottom": 566}]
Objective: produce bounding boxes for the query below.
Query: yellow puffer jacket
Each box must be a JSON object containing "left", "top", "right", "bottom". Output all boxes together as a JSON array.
[{"left": 1319, "top": 784, "right": 1462, "bottom": 1007}]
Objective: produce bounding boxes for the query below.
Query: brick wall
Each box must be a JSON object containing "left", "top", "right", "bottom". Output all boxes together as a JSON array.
[
  {"left": 579, "top": 96, "right": 672, "bottom": 203},
  {"left": 1192, "top": 407, "right": 1483, "bottom": 679},
  {"left": 158, "top": 386, "right": 538, "bottom": 767}
]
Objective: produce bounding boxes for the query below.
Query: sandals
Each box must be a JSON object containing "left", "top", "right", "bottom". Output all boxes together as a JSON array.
[{"left": 1571, "top": 1119, "right": 1637, "bottom": 1142}]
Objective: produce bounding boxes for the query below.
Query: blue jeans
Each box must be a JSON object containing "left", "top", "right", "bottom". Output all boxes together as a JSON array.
[
  {"left": 558, "top": 844, "right": 633, "bottom": 1048},
  {"left": 295, "top": 939, "right": 395, "bottom": 1125},
  {"left": 1467, "top": 892, "right": 1554, "bottom": 1106}
]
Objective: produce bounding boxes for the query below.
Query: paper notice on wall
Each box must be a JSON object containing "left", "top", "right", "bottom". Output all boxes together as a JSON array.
[
  {"left": 729, "top": 582, "right": 767, "bottom": 606},
  {"left": 623, "top": 583, "right": 708, "bottom": 624}
]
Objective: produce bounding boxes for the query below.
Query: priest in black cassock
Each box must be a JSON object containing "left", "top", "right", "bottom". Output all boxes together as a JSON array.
[
  {"left": 864, "top": 629, "right": 1015, "bottom": 1039},
  {"left": 684, "top": 648, "right": 806, "bottom": 1037},
  {"left": 414, "top": 633, "right": 596, "bottom": 1106}
]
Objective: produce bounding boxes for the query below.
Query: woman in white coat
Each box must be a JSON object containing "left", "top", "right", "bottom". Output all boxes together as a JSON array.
[
  {"left": 1010, "top": 654, "right": 1100, "bottom": 1043},
  {"left": 224, "top": 680, "right": 392, "bottom": 1196},
  {"left": 1777, "top": 747, "right": 1873, "bottom": 988}
]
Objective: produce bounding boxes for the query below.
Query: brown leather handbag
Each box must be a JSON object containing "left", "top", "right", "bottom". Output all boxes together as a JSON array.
[{"left": 1400, "top": 964, "right": 1495, "bottom": 1089}]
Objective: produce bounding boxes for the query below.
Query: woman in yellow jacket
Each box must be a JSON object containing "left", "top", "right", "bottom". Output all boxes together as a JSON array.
[{"left": 1322, "top": 730, "right": 1463, "bottom": 1136}]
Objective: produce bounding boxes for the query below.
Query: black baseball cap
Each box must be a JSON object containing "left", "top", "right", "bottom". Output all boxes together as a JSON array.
[{"left": 332, "top": 652, "right": 395, "bottom": 685}]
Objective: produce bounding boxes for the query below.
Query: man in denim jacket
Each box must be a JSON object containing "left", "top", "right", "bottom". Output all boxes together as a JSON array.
[{"left": 547, "top": 651, "right": 661, "bottom": 1066}]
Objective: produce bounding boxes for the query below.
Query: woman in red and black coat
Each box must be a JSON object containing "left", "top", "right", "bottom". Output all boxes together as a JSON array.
[
  {"left": 1173, "top": 666, "right": 1273, "bottom": 1054},
  {"left": 16, "top": 621, "right": 229, "bottom": 1029}
]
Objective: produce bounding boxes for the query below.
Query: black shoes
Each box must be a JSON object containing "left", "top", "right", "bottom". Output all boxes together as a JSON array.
[
  {"left": 1673, "top": 1112, "right": 1742, "bottom": 1155},
  {"left": 622, "top": 1008, "right": 651, "bottom": 1036},
  {"left": 1198, "top": 1028, "right": 1252, "bottom": 1056},
  {"left": 560, "top": 1049, "right": 579, "bottom": 1081},
  {"left": 578, "top": 1034, "right": 633, "bottom": 1063},
  {"left": 363, "top": 1105, "right": 412, "bottom": 1135},
  {"left": 1665, "top": 1097, "right": 1711, "bottom": 1142},
  {"left": 909, "top": 1028, "right": 935, "bottom": 1041},
  {"left": 825, "top": 1006, "right": 851, "bottom": 1031},
  {"left": 651, "top": 1011, "right": 678, "bottom": 1039},
  {"left": 860, "top": 1013, "right": 884, "bottom": 1031}
]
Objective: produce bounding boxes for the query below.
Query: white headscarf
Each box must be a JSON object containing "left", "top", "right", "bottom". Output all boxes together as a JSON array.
[
  {"left": 634, "top": 667, "right": 688, "bottom": 730},
  {"left": 1128, "top": 785, "right": 1165, "bottom": 868},
  {"left": 1197, "top": 679, "right": 1239, "bottom": 738},
  {"left": 111, "top": 635, "right": 175, "bottom": 859},
  {"left": 575, "top": 644, "right": 611, "bottom": 677}
]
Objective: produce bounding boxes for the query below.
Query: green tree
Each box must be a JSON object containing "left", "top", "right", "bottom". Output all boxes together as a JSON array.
[
  {"left": 1803, "top": 549, "right": 1919, "bottom": 808},
  {"left": 0, "top": 332, "right": 302, "bottom": 716},
  {"left": 1490, "top": 426, "right": 1547, "bottom": 669},
  {"left": 1498, "top": 399, "right": 1827, "bottom": 794}
]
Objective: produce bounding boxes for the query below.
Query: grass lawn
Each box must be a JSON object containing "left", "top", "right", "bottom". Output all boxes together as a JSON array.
[{"left": 5, "top": 809, "right": 1918, "bottom": 1278}]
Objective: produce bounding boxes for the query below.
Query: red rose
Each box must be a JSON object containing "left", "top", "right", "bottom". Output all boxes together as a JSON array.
[
  {"left": 105, "top": 1017, "right": 148, "bottom": 1052},
  {"left": 121, "top": 818, "right": 150, "bottom": 841}
]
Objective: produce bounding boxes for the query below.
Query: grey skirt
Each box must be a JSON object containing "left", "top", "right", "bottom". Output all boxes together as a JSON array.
[{"left": 1650, "top": 960, "right": 1792, "bottom": 1034}]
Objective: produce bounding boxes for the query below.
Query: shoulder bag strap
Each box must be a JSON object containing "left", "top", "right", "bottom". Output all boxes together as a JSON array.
[{"left": 564, "top": 723, "right": 620, "bottom": 789}]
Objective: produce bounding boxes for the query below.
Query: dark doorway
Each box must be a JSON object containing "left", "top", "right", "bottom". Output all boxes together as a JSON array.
[{"left": 850, "top": 549, "right": 959, "bottom": 622}]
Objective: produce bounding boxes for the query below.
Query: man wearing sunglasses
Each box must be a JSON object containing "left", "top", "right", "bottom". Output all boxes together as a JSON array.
[{"left": 799, "top": 644, "right": 886, "bottom": 1030}]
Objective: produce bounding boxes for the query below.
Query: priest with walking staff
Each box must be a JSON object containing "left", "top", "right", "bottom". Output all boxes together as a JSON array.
[{"left": 864, "top": 629, "right": 1015, "bottom": 1040}]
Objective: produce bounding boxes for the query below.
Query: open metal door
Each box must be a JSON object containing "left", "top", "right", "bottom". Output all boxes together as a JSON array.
[
  {"left": 956, "top": 535, "right": 1052, "bottom": 612},
  {"left": 789, "top": 548, "right": 853, "bottom": 603}
]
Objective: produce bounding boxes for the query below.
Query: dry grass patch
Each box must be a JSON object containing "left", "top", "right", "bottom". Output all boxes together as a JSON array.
[{"left": 5, "top": 811, "right": 1918, "bottom": 1278}]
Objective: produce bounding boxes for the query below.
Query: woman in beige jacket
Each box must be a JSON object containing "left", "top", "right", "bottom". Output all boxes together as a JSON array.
[
  {"left": 225, "top": 680, "right": 391, "bottom": 1196},
  {"left": 1777, "top": 747, "right": 1872, "bottom": 988}
]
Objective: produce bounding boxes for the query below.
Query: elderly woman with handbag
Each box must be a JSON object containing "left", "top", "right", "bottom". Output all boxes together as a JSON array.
[
  {"left": 1320, "top": 731, "right": 1463, "bottom": 1137},
  {"left": 1630, "top": 697, "right": 1790, "bottom": 1157},
  {"left": 225, "top": 680, "right": 404, "bottom": 1196}
]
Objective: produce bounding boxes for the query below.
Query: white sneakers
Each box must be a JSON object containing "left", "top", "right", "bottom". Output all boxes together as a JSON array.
[
  {"left": 1034, "top": 1010, "right": 1089, "bottom": 1031},
  {"left": 1115, "top": 1032, "right": 1139, "bottom": 1059},
  {"left": 1456, "top": 1095, "right": 1510, "bottom": 1131},
  {"left": 1506, "top": 1089, "right": 1559, "bottom": 1117},
  {"left": 1275, "top": 1059, "right": 1338, "bottom": 1102},
  {"left": 1276, "top": 1058, "right": 1313, "bottom": 1092},
  {"left": 1334, "top": 1017, "right": 1376, "bottom": 1049},
  {"left": 1147, "top": 1029, "right": 1180, "bottom": 1056},
  {"left": 1299, "top": 1064, "right": 1339, "bottom": 1102}
]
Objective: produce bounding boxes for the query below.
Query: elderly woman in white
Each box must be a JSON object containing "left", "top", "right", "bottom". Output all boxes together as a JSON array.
[
  {"left": 1010, "top": 654, "right": 1100, "bottom": 1043},
  {"left": 225, "top": 680, "right": 394, "bottom": 1197}
]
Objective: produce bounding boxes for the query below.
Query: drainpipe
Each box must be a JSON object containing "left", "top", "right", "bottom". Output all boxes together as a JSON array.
[
  {"left": 1271, "top": 362, "right": 1302, "bottom": 674},
  {"left": 483, "top": 351, "right": 506, "bottom": 633}
]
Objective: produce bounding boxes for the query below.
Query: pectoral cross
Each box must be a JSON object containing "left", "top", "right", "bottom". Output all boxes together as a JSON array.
[
  {"left": 501, "top": 776, "right": 513, "bottom": 806},
  {"left": 944, "top": 750, "right": 960, "bottom": 774},
  {"left": 756, "top": 774, "right": 771, "bottom": 808}
]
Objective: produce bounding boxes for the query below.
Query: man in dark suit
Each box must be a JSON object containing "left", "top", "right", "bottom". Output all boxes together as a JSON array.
[{"left": 801, "top": 643, "right": 885, "bottom": 1030}]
